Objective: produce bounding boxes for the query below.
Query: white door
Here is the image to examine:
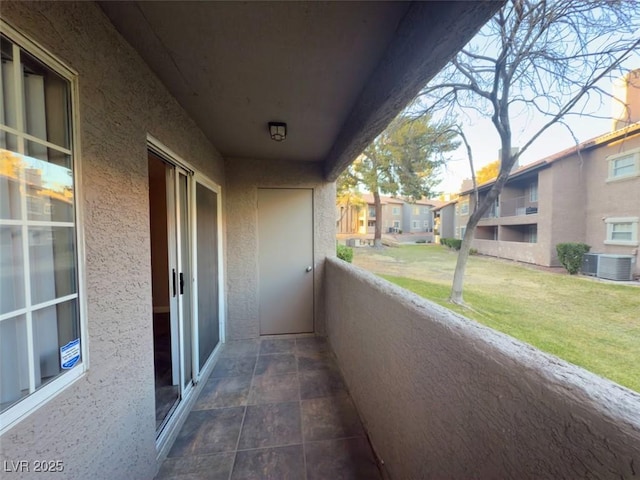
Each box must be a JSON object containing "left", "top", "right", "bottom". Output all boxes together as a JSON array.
[{"left": 258, "top": 188, "right": 313, "bottom": 335}]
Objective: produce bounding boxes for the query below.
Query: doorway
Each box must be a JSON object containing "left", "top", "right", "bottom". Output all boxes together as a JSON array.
[
  {"left": 148, "top": 151, "right": 193, "bottom": 432},
  {"left": 257, "top": 188, "right": 314, "bottom": 335}
]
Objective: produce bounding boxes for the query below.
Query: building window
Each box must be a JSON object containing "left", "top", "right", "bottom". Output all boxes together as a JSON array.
[
  {"left": 529, "top": 182, "right": 538, "bottom": 202},
  {"left": 607, "top": 149, "right": 640, "bottom": 181},
  {"left": 367, "top": 220, "right": 375, "bottom": 227},
  {"left": 528, "top": 225, "right": 538, "bottom": 243},
  {"left": 423, "top": 220, "right": 429, "bottom": 228},
  {"left": 393, "top": 220, "right": 400, "bottom": 228},
  {"left": 392, "top": 206, "right": 400, "bottom": 215},
  {"left": 459, "top": 201, "right": 469, "bottom": 215},
  {"left": 412, "top": 206, "right": 420, "bottom": 215},
  {"left": 1, "top": 30, "right": 83, "bottom": 432},
  {"left": 605, "top": 217, "right": 638, "bottom": 245},
  {"left": 412, "top": 220, "right": 419, "bottom": 229},
  {"left": 422, "top": 207, "right": 429, "bottom": 214},
  {"left": 368, "top": 206, "right": 376, "bottom": 218}
]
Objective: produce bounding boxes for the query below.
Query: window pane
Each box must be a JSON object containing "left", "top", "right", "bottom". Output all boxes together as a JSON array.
[
  {"left": 0, "top": 315, "right": 29, "bottom": 411},
  {"left": 29, "top": 226, "right": 77, "bottom": 305},
  {"left": 23, "top": 146, "right": 73, "bottom": 222},
  {"left": 0, "top": 226, "right": 25, "bottom": 315},
  {"left": 1, "top": 37, "right": 17, "bottom": 130},
  {"left": 33, "top": 299, "right": 79, "bottom": 387},
  {"left": 1, "top": 146, "right": 22, "bottom": 220},
  {"left": 613, "top": 156, "right": 635, "bottom": 177},
  {"left": 21, "top": 50, "right": 70, "bottom": 150}
]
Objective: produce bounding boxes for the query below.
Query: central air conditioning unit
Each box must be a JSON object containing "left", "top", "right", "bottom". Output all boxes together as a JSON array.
[
  {"left": 581, "top": 253, "right": 600, "bottom": 276},
  {"left": 597, "top": 254, "right": 634, "bottom": 281}
]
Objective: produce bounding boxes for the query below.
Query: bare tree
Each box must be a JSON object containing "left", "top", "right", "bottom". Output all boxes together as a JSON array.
[{"left": 415, "top": 0, "right": 640, "bottom": 305}]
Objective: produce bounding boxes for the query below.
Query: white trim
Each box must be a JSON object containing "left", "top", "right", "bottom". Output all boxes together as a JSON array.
[
  {"left": 604, "top": 217, "right": 639, "bottom": 246},
  {"left": 606, "top": 148, "right": 640, "bottom": 182},
  {"left": 0, "top": 125, "right": 72, "bottom": 155},
  {"left": 147, "top": 134, "right": 195, "bottom": 175},
  {"left": 0, "top": 25, "right": 87, "bottom": 435}
]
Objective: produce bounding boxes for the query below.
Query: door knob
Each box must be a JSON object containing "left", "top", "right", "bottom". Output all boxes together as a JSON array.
[{"left": 306, "top": 266, "right": 313, "bottom": 272}]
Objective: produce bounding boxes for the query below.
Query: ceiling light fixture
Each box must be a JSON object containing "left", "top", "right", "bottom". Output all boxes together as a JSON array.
[{"left": 268, "top": 122, "right": 287, "bottom": 142}]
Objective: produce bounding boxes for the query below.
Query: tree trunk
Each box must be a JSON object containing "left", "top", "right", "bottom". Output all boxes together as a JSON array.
[
  {"left": 373, "top": 190, "right": 383, "bottom": 248},
  {"left": 450, "top": 218, "right": 477, "bottom": 304}
]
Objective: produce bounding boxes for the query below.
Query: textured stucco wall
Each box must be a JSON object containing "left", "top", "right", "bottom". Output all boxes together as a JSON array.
[
  {"left": 225, "top": 158, "right": 335, "bottom": 339},
  {"left": 325, "top": 258, "right": 640, "bottom": 480},
  {"left": 1, "top": 3, "right": 224, "bottom": 479}
]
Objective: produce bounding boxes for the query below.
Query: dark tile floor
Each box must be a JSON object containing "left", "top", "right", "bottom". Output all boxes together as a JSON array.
[{"left": 156, "top": 336, "right": 382, "bottom": 480}]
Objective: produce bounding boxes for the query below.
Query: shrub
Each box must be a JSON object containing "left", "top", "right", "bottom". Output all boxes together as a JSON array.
[
  {"left": 440, "top": 238, "right": 462, "bottom": 250},
  {"left": 469, "top": 248, "right": 478, "bottom": 255},
  {"left": 336, "top": 244, "right": 353, "bottom": 263},
  {"left": 556, "top": 242, "right": 590, "bottom": 274},
  {"left": 416, "top": 239, "right": 426, "bottom": 244}
]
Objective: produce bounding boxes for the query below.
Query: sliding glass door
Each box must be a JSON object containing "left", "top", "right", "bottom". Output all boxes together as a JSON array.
[{"left": 148, "top": 147, "right": 223, "bottom": 437}]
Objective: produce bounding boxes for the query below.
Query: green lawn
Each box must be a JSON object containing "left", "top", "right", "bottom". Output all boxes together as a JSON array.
[{"left": 353, "top": 245, "right": 640, "bottom": 392}]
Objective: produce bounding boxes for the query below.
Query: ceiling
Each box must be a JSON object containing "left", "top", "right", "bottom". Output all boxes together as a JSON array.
[{"left": 99, "top": 1, "right": 502, "bottom": 178}]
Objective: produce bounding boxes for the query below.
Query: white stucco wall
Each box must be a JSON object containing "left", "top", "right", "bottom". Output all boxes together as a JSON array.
[
  {"left": 1, "top": 3, "right": 224, "bottom": 479},
  {"left": 225, "top": 157, "right": 336, "bottom": 339},
  {"left": 325, "top": 258, "right": 640, "bottom": 480}
]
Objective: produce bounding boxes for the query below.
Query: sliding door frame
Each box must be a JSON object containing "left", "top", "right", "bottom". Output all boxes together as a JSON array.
[{"left": 147, "top": 135, "right": 225, "bottom": 455}]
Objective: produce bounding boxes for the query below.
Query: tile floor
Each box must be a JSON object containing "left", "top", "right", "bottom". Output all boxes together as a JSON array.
[{"left": 156, "top": 336, "right": 382, "bottom": 480}]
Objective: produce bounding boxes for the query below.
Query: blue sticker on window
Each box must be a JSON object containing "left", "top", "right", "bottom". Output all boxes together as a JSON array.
[{"left": 60, "top": 339, "right": 80, "bottom": 369}]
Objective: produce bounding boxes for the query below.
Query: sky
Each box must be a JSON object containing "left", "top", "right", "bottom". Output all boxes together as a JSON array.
[{"left": 428, "top": 4, "right": 640, "bottom": 195}]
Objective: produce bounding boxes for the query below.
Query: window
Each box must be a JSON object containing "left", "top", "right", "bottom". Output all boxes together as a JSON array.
[
  {"left": 607, "top": 149, "right": 640, "bottom": 181},
  {"left": 529, "top": 182, "right": 538, "bottom": 202},
  {"left": 527, "top": 225, "right": 538, "bottom": 243},
  {"left": 605, "top": 217, "right": 638, "bottom": 245},
  {"left": 412, "top": 207, "right": 420, "bottom": 215},
  {"left": 412, "top": 220, "right": 419, "bottom": 229},
  {"left": 459, "top": 201, "right": 469, "bottom": 215},
  {"left": 393, "top": 220, "right": 400, "bottom": 228},
  {"left": 422, "top": 207, "right": 429, "bottom": 214},
  {"left": 368, "top": 206, "right": 376, "bottom": 218},
  {"left": 0, "top": 30, "right": 83, "bottom": 432},
  {"left": 392, "top": 206, "right": 400, "bottom": 215},
  {"left": 367, "top": 220, "right": 375, "bottom": 227},
  {"left": 423, "top": 221, "right": 429, "bottom": 228},
  {"left": 460, "top": 226, "right": 466, "bottom": 239}
]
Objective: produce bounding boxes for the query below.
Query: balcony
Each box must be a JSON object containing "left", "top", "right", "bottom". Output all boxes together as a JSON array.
[
  {"left": 324, "top": 258, "right": 639, "bottom": 478},
  {"left": 501, "top": 195, "right": 538, "bottom": 217},
  {"left": 158, "top": 258, "right": 640, "bottom": 479}
]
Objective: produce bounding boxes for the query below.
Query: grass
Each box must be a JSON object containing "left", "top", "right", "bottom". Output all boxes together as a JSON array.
[{"left": 353, "top": 245, "right": 640, "bottom": 392}]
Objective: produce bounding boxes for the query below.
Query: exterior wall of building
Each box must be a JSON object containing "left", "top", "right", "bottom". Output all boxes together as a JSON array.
[
  {"left": 472, "top": 239, "right": 545, "bottom": 265},
  {"left": 225, "top": 158, "right": 335, "bottom": 339},
  {"left": 326, "top": 258, "right": 640, "bottom": 480},
  {"left": 402, "top": 203, "right": 432, "bottom": 233},
  {"left": 582, "top": 133, "right": 640, "bottom": 274},
  {"left": 439, "top": 204, "right": 456, "bottom": 239},
  {"left": 0, "top": 3, "right": 225, "bottom": 479}
]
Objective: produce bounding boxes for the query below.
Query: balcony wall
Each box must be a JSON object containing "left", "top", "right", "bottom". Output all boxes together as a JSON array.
[
  {"left": 472, "top": 238, "right": 546, "bottom": 265},
  {"left": 325, "top": 258, "right": 640, "bottom": 479}
]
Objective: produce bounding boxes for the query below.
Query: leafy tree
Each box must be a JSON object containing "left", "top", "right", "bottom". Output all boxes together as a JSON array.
[
  {"left": 416, "top": 0, "right": 640, "bottom": 304},
  {"left": 476, "top": 160, "right": 500, "bottom": 184},
  {"left": 336, "top": 173, "right": 365, "bottom": 232},
  {"left": 340, "top": 115, "right": 458, "bottom": 246}
]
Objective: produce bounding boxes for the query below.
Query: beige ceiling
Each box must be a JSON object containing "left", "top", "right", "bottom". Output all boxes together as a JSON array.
[{"left": 99, "top": 1, "right": 501, "bottom": 177}]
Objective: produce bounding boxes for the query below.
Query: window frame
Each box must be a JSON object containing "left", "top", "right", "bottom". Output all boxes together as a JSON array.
[
  {"left": 459, "top": 201, "right": 469, "bottom": 215},
  {"left": 0, "top": 22, "right": 87, "bottom": 435},
  {"left": 605, "top": 217, "right": 639, "bottom": 246},
  {"left": 392, "top": 206, "right": 400, "bottom": 215},
  {"left": 606, "top": 148, "right": 640, "bottom": 182}
]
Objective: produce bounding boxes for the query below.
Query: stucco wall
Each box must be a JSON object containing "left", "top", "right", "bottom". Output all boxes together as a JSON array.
[
  {"left": 582, "top": 133, "right": 640, "bottom": 274},
  {"left": 472, "top": 238, "right": 544, "bottom": 265},
  {"left": 1, "top": 3, "right": 224, "bottom": 479},
  {"left": 225, "top": 158, "right": 335, "bottom": 339},
  {"left": 325, "top": 258, "right": 640, "bottom": 480}
]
